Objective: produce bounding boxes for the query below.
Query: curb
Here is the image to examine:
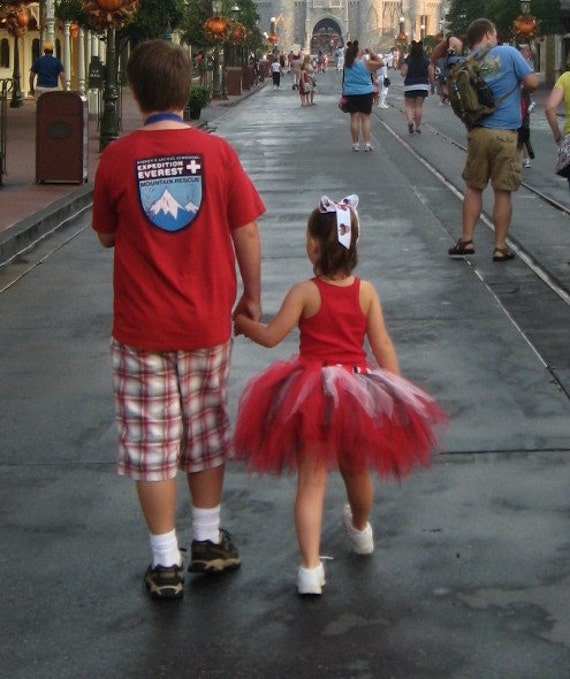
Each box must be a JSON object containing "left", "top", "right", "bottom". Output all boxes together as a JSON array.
[
  {"left": 0, "top": 184, "right": 94, "bottom": 267},
  {"left": 0, "top": 83, "right": 264, "bottom": 268}
]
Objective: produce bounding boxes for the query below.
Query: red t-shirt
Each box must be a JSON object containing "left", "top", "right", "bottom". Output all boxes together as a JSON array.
[
  {"left": 92, "top": 127, "right": 265, "bottom": 351},
  {"left": 299, "top": 277, "right": 367, "bottom": 366}
]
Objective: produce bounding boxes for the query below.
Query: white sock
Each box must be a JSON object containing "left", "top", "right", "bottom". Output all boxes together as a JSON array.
[
  {"left": 192, "top": 505, "right": 221, "bottom": 543},
  {"left": 150, "top": 529, "right": 181, "bottom": 568}
]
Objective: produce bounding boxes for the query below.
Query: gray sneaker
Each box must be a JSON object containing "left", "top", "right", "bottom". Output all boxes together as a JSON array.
[
  {"left": 144, "top": 563, "right": 184, "bottom": 600},
  {"left": 188, "top": 529, "right": 242, "bottom": 573}
]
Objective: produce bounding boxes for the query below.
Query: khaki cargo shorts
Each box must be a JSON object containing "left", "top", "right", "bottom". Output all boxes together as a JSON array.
[{"left": 462, "top": 127, "right": 521, "bottom": 192}]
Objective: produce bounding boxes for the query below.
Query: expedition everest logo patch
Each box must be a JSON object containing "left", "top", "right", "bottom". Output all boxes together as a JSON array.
[{"left": 137, "top": 154, "right": 203, "bottom": 232}]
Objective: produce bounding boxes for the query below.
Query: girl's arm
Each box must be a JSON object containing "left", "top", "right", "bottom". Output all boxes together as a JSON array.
[
  {"left": 234, "top": 281, "right": 311, "bottom": 348},
  {"left": 361, "top": 281, "right": 400, "bottom": 375}
]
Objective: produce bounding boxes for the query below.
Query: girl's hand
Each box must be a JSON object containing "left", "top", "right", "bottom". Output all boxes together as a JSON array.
[{"left": 233, "top": 313, "right": 247, "bottom": 337}]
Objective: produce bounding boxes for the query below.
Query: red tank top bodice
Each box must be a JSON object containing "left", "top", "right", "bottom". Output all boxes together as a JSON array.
[{"left": 299, "top": 277, "right": 367, "bottom": 367}]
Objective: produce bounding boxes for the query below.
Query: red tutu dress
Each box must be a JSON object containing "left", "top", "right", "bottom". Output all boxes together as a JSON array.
[{"left": 233, "top": 278, "right": 447, "bottom": 479}]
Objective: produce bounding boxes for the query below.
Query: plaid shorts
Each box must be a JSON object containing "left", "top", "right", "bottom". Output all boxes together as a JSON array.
[{"left": 111, "top": 339, "right": 232, "bottom": 481}]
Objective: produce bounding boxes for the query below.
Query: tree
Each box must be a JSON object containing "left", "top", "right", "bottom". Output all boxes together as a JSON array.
[
  {"left": 55, "top": 0, "right": 88, "bottom": 24},
  {"left": 182, "top": 0, "right": 262, "bottom": 53},
  {"left": 445, "top": 0, "right": 485, "bottom": 39},
  {"left": 122, "top": 0, "right": 188, "bottom": 42},
  {"left": 445, "top": 0, "right": 564, "bottom": 43},
  {"left": 55, "top": 0, "right": 188, "bottom": 42}
]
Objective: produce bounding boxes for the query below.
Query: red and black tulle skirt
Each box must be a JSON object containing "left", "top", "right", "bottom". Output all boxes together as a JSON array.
[{"left": 233, "top": 357, "right": 447, "bottom": 479}]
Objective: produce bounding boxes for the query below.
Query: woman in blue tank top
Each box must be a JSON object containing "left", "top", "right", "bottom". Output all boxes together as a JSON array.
[{"left": 342, "top": 41, "right": 384, "bottom": 152}]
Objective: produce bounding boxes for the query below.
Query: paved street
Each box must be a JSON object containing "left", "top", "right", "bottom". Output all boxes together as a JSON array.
[{"left": 1, "top": 69, "right": 569, "bottom": 678}]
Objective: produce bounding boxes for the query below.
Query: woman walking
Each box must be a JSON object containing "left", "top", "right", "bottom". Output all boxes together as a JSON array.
[
  {"left": 342, "top": 41, "right": 383, "bottom": 151},
  {"left": 400, "top": 40, "right": 434, "bottom": 135}
]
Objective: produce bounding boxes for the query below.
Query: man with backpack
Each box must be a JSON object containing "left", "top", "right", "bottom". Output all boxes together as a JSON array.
[{"left": 447, "top": 18, "right": 538, "bottom": 262}]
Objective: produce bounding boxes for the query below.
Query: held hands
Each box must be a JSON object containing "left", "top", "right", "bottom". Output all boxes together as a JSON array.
[
  {"left": 233, "top": 312, "right": 249, "bottom": 337},
  {"left": 232, "top": 294, "right": 261, "bottom": 337}
]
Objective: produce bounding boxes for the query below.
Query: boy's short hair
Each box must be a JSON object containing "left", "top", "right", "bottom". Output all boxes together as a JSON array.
[
  {"left": 127, "top": 40, "right": 191, "bottom": 113},
  {"left": 466, "top": 19, "right": 495, "bottom": 49}
]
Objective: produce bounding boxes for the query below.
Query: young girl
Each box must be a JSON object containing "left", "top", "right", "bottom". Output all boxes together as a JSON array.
[{"left": 233, "top": 196, "right": 446, "bottom": 595}]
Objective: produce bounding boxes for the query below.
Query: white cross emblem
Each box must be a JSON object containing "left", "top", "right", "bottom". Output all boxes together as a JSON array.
[{"left": 186, "top": 159, "right": 202, "bottom": 174}]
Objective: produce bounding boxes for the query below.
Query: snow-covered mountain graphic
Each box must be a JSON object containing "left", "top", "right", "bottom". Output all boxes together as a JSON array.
[{"left": 147, "top": 189, "right": 199, "bottom": 231}]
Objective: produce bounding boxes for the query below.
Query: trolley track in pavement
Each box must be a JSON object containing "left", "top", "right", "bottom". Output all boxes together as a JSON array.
[
  {"left": 372, "top": 104, "right": 570, "bottom": 402},
  {"left": 376, "top": 114, "right": 570, "bottom": 307},
  {"left": 421, "top": 119, "right": 570, "bottom": 217}
]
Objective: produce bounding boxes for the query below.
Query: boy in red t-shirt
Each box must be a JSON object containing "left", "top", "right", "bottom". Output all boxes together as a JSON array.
[{"left": 92, "top": 40, "right": 265, "bottom": 600}]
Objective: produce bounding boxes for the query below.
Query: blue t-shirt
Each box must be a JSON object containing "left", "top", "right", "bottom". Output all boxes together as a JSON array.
[
  {"left": 32, "top": 55, "right": 64, "bottom": 88},
  {"left": 343, "top": 61, "right": 373, "bottom": 96},
  {"left": 476, "top": 45, "right": 532, "bottom": 130}
]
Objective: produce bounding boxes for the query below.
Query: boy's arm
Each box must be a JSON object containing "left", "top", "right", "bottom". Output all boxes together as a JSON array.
[
  {"left": 96, "top": 232, "right": 115, "bottom": 248},
  {"left": 232, "top": 221, "right": 262, "bottom": 322}
]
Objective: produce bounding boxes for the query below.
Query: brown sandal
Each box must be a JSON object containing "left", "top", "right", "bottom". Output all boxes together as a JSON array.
[
  {"left": 493, "top": 247, "right": 515, "bottom": 262},
  {"left": 448, "top": 239, "right": 475, "bottom": 256}
]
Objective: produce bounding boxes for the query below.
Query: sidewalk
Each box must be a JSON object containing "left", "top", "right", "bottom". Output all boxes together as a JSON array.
[{"left": 0, "top": 84, "right": 262, "bottom": 265}]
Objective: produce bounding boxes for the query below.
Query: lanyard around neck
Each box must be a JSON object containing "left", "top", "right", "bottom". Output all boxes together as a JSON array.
[{"left": 144, "top": 113, "right": 184, "bottom": 125}]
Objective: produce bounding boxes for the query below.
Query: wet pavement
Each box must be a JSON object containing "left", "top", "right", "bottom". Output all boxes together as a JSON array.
[{"left": 0, "top": 70, "right": 569, "bottom": 678}]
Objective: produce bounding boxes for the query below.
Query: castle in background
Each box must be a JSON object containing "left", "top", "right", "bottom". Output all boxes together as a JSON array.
[{"left": 254, "top": 0, "right": 444, "bottom": 54}]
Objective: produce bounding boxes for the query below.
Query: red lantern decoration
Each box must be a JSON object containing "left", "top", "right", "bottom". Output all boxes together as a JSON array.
[
  {"left": 96, "top": 0, "right": 124, "bottom": 10},
  {"left": 83, "top": 0, "right": 139, "bottom": 31},
  {"left": 6, "top": 5, "right": 30, "bottom": 37},
  {"left": 231, "top": 22, "right": 246, "bottom": 44},
  {"left": 17, "top": 8, "right": 29, "bottom": 29},
  {"left": 513, "top": 14, "right": 540, "bottom": 41},
  {"left": 205, "top": 16, "right": 231, "bottom": 42},
  {"left": 267, "top": 33, "right": 278, "bottom": 45}
]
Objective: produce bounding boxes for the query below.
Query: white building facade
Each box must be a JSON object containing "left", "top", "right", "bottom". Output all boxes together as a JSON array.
[{"left": 255, "top": 0, "right": 444, "bottom": 54}]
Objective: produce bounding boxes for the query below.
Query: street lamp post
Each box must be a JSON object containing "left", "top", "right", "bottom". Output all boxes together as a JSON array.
[
  {"left": 270, "top": 16, "right": 277, "bottom": 53},
  {"left": 6, "top": 3, "right": 30, "bottom": 109},
  {"left": 210, "top": 0, "right": 224, "bottom": 99},
  {"left": 230, "top": 4, "right": 240, "bottom": 67},
  {"left": 99, "top": 27, "right": 118, "bottom": 151},
  {"left": 513, "top": 0, "right": 539, "bottom": 44},
  {"left": 82, "top": 0, "right": 139, "bottom": 151},
  {"left": 10, "top": 33, "right": 24, "bottom": 108},
  {"left": 396, "top": 15, "right": 407, "bottom": 54}
]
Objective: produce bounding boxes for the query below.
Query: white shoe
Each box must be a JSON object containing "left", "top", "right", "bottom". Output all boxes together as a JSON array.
[
  {"left": 352, "top": 143, "right": 360, "bottom": 152},
  {"left": 364, "top": 143, "right": 373, "bottom": 152},
  {"left": 523, "top": 159, "right": 531, "bottom": 168},
  {"left": 297, "top": 562, "right": 326, "bottom": 595},
  {"left": 342, "top": 505, "right": 374, "bottom": 555},
  {"left": 380, "top": 104, "right": 389, "bottom": 109}
]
